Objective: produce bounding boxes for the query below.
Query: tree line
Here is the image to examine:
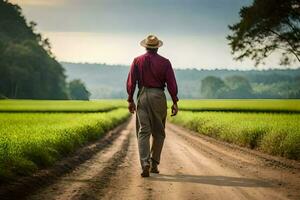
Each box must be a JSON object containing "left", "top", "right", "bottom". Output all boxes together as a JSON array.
[
  {"left": 0, "top": 1, "right": 90, "bottom": 100},
  {"left": 201, "top": 75, "right": 300, "bottom": 99},
  {"left": 63, "top": 62, "right": 300, "bottom": 99}
]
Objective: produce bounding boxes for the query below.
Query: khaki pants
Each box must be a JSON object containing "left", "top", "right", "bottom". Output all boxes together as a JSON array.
[{"left": 136, "top": 87, "right": 167, "bottom": 168}]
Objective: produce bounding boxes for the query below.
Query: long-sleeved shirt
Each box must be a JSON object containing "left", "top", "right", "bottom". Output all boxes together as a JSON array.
[{"left": 126, "top": 51, "right": 178, "bottom": 104}]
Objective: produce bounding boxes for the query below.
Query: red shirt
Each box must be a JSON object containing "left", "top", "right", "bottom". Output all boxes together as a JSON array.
[{"left": 126, "top": 51, "right": 178, "bottom": 104}]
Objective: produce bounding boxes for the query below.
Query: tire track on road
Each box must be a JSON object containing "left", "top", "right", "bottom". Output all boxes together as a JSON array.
[{"left": 28, "top": 117, "right": 134, "bottom": 200}]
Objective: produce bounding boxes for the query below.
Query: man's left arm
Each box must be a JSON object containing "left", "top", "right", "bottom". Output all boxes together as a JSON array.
[{"left": 165, "top": 60, "right": 179, "bottom": 116}]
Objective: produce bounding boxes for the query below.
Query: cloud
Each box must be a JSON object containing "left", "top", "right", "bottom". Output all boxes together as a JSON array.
[
  {"left": 9, "top": 0, "right": 67, "bottom": 7},
  {"left": 13, "top": 0, "right": 288, "bottom": 69},
  {"left": 43, "top": 31, "right": 286, "bottom": 69}
]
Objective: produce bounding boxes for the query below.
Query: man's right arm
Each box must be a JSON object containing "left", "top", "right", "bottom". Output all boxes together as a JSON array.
[
  {"left": 126, "top": 59, "right": 137, "bottom": 113},
  {"left": 127, "top": 59, "right": 137, "bottom": 102}
]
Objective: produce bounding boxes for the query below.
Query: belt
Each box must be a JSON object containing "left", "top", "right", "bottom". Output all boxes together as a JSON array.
[
  {"left": 139, "top": 86, "right": 164, "bottom": 91},
  {"left": 137, "top": 86, "right": 164, "bottom": 102}
]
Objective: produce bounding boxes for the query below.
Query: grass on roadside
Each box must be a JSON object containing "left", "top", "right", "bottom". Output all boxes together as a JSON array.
[
  {"left": 168, "top": 111, "right": 300, "bottom": 160},
  {"left": 0, "top": 108, "right": 130, "bottom": 180}
]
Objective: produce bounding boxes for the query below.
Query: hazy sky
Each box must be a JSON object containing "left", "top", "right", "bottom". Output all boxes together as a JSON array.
[{"left": 10, "top": 0, "right": 293, "bottom": 69}]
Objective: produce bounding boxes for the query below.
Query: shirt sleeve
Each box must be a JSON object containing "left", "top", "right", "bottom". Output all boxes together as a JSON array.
[
  {"left": 165, "top": 60, "right": 179, "bottom": 104},
  {"left": 126, "top": 59, "right": 137, "bottom": 102}
]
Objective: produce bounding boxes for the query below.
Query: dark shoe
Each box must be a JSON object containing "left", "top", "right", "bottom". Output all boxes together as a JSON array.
[
  {"left": 150, "top": 164, "right": 159, "bottom": 174},
  {"left": 141, "top": 165, "right": 150, "bottom": 177}
]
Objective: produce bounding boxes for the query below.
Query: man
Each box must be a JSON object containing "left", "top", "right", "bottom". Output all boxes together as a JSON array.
[{"left": 126, "top": 34, "right": 179, "bottom": 177}]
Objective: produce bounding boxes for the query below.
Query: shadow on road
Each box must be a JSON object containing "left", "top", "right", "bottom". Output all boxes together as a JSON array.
[{"left": 148, "top": 174, "right": 272, "bottom": 187}]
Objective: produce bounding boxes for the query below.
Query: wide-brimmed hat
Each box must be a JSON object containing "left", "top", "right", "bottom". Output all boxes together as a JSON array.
[{"left": 140, "top": 35, "right": 163, "bottom": 49}]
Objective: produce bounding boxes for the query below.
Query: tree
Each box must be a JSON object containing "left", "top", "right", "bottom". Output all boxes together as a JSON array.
[
  {"left": 227, "top": 0, "right": 300, "bottom": 66},
  {"left": 223, "top": 76, "right": 253, "bottom": 98},
  {"left": 201, "top": 76, "right": 226, "bottom": 98},
  {"left": 201, "top": 75, "right": 254, "bottom": 99},
  {"left": 0, "top": 1, "right": 68, "bottom": 99},
  {"left": 68, "top": 79, "right": 91, "bottom": 100},
  {"left": 289, "top": 75, "right": 300, "bottom": 98}
]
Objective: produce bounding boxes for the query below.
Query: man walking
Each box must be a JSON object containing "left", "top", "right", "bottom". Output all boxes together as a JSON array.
[{"left": 126, "top": 34, "right": 179, "bottom": 177}]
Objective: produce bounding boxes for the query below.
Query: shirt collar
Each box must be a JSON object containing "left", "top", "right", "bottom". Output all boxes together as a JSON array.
[{"left": 146, "top": 51, "right": 158, "bottom": 55}]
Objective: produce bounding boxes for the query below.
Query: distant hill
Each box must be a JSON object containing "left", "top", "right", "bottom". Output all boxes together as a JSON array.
[
  {"left": 62, "top": 62, "right": 300, "bottom": 99},
  {"left": 62, "top": 62, "right": 129, "bottom": 99}
]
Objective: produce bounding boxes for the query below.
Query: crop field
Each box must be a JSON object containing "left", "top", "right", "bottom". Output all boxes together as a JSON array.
[
  {"left": 174, "top": 99, "right": 300, "bottom": 113},
  {"left": 1, "top": 99, "right": 300, "bottom": 182},
  {"left": 0, "top": 99, "right": 127, "bottom": 112},
  {"left": 169, "top": 100, "right": 300, "bottom": 160},
  {"left": 0, "top": 100, "right": 130, "bottom": 180}
]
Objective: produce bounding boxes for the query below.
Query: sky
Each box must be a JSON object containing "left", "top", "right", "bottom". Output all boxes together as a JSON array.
[{"left": 9, "top": 0, "right": 296, "bottom": 69}]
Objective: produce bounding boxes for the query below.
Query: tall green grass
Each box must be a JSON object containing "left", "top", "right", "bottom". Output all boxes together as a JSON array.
[
  {"left": 0, "top": 108, "right": 130, "bottom": 180},
  {"left": 169, "top": 111, "right": 300, "bottom": 160},
  {"left": 0, "top": 99, "right": 127, "bottom": 112},
  {"left": 173, "top": 99, "right": 300, "bottom": 113}
]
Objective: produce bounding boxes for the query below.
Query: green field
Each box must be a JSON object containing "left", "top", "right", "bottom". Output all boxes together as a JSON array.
[
  {"left": 0, "top": 100, "right": 130, "bottom": 180},
  {"left": 174, "top": 99, "right": 300, "bottom": 113},
  {"left": 1, "top": 99, "right": 300, "bottom": 180},
  {"left": 169, "top": 100, "right": 300, "bottom": 160},
  {"left": 0, "top": 99, "right": 127, "bottom": 112}
]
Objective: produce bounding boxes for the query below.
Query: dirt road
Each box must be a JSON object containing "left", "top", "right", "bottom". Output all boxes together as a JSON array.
[{"left": 27, "top": 117, "right": 300, "bottom": 200}]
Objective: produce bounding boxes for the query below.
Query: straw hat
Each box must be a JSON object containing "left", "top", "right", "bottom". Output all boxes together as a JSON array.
[{"left": 140, "top": 34, "right": 163, "bottom": 49}]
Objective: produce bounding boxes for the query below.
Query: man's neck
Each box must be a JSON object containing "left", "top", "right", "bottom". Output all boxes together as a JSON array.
[{"left": 146, "top": 51, "right": 157, "bottom": 55}]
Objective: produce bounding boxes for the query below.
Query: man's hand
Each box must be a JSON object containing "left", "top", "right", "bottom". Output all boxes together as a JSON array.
[
  {"left": 171, "top": 103, "right": 178, "bottom": 116},
  {"left": 128, "top": 101, "right": 136, "bottom": 114}
]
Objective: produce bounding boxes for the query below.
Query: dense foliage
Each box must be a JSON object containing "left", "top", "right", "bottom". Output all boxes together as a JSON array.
[
  {"left": 0, "top": 1, "right": 68, "bottom": 99},
  {"left": 68, "top": 79, "right": 91, "bottom": 100},
  {"left": 201, "top": 75, "right": 300, "bottom": 99},
  {"left": 201, "top": 75, "right": 254, "bottom": 99},
  {"left": 228, "top": 0, "right": 300, "bottom": 65},
  {"left": 200, "top": 76, "right": 226, "bottom": 98}
]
